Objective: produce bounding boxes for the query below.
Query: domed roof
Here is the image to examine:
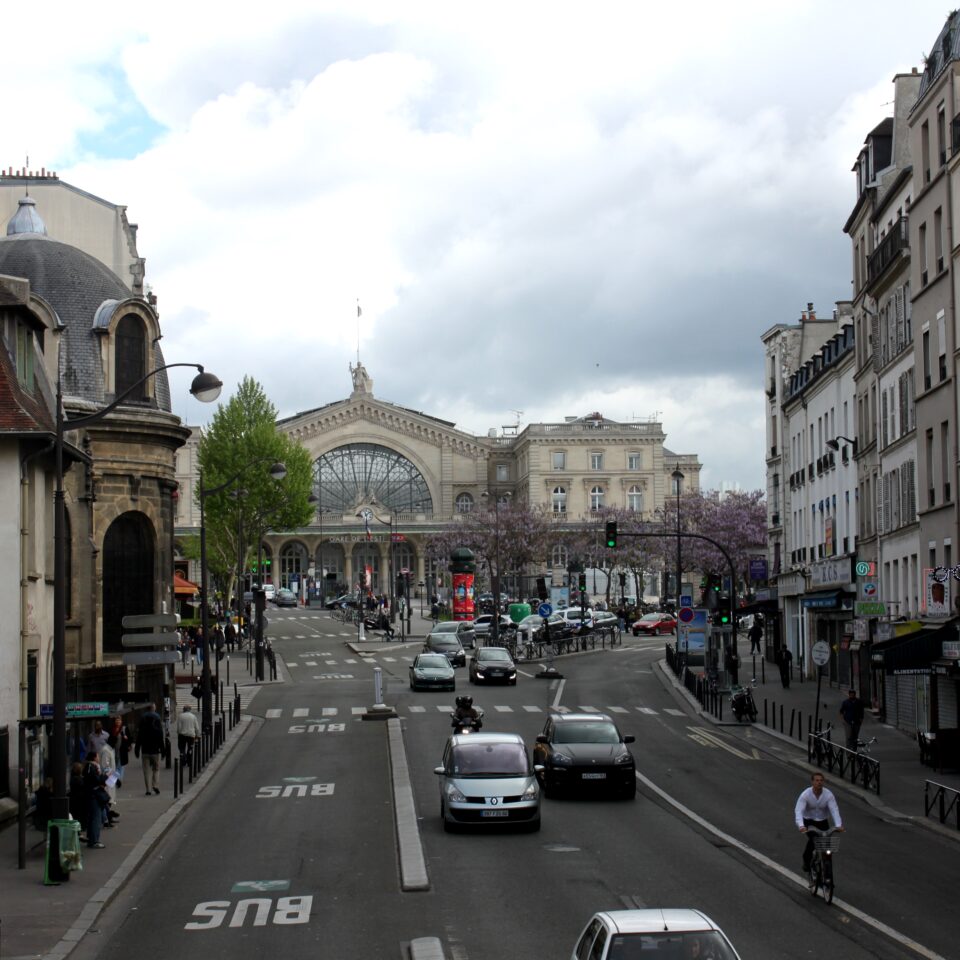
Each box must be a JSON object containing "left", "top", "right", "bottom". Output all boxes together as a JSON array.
[
  {"left": 6, "top": 196, "right": 47, "bottom": 237},
  {"left": 0, "top": 231, "right": 171, "bottom": 409}
]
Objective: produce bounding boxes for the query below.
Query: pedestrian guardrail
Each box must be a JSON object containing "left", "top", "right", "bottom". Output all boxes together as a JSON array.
[
  {"left": 924, "top": 779, "right": 960, "bottom": 829},
  {"left": 808, "top": 732, "right": 880, "bottom": 794}
]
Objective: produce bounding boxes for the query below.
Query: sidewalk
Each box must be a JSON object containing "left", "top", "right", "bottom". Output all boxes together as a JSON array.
[
  {"left": 0, "top": 663, "right": 273, "bottom": 960},
  {"left": 660, "top": 633, "right": 960, "bottom": 842}
]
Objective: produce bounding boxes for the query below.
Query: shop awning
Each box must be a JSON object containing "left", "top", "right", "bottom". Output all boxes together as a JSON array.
[
  {"left": 801, "top": 590, "right": 842, "bottom": 609},
  {"left": 174, "top": 572, "right": 199, "bottom": 596},
  {"left": 737, "top": 598, "right": 779, "bottom": 617},
  {"left": 872, "top": 623, "right": 957, "bottom": 672}
]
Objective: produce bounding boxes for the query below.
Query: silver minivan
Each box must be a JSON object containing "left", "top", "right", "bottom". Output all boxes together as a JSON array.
[{"left": 435, "top": 732, "right": 542, "bottom": 832}]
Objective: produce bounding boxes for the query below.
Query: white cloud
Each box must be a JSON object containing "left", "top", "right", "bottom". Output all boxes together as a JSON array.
[{"left": 8, "top": 0, "right": 954, "bottom": 491}]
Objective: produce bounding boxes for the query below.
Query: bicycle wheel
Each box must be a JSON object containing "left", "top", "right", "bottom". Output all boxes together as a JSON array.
[
  {"left": 822, "top": 857, "right": 834, "bottom": 904},
  {"left": 809, "top": 855, "right": 820, "bottom": 896}
]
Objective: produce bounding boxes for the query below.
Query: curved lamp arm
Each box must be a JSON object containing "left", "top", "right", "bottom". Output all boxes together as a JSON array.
[
  {"left": 62, "top": 363, "right": 222, "bottom": 431},
  {"left": 202, "top": 458, "right": 287, "bottom": 500}
]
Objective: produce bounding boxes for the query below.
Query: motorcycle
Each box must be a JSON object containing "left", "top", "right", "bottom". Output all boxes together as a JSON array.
[
  {"left": 731, "top": 684, "right": 758, "bottom": 722},
  {"left": 450, "top": 709, "right": 484, "bottom": 734}
]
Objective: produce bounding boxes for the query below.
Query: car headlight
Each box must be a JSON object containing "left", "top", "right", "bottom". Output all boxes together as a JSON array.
[
  {"left": 522, "top": 783, "right": 538, "bottom": 800},
  {"left": 551, "top": 752, "right": 572, "bottom": 764},
  {"left": 615, "top": 752, "right": 633, "bottom": 765},
  {"left": 446, "top": 785, "right": 466, "bottom": 802},
  {"left": 507, "top": 670, "right": 517, "bottom": 678}
]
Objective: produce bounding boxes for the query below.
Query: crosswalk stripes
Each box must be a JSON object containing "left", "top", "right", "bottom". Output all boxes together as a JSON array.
[
  {"left": 258, "top": 702, "right": 691, "bottom": 720},
  {"left": 409, "top": 706, "right": 426, "bottom": 713},
  {"left": 637, "top": 707, "right": 657, "bottom": 715},
  {"left": 522, "top": 705, "right": 541, "bottom": 712},
  {"left": 293, "top": 708, "right": 309, "bottom": 717},
  {"left": 266, "top": 708, "right": 281, "bottom": 718},
  {"left": 579, "top": 705, "right": 599, "bottom": 712},
  {"left": 493, "top": 705, "right": 513, "bottom": 712},
  {"left": 664, "top": 708, "right": 685, "bottom": 716},
  {"left": 607, "top": 706, "right": 628, "bottom": 713}
]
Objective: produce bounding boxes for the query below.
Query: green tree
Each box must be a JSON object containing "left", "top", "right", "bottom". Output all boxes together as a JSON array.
[{"left": 197, "top": 376, "right": 313, "bottom": 602}]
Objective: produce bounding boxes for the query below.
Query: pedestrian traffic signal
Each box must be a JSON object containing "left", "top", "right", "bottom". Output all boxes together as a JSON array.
[{"left": 605, "top": 520, "right": 617, "bottom": 548}]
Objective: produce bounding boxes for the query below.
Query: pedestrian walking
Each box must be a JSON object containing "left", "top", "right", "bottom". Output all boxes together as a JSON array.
[
  {"left": 225, "top": 619, "right": 236, "bottom": 652},
  {"left": 109, "top": 717, "right": 130, "bottom": 789},
  {"left": 777, "top": 645, "right": 793, "bottom": 689},
  {"left": 839, "top": 688, "right": 866, "bottom": 750},
  {"left": 134, "top": 702, "right": 165, "bottom": 796},
  {"left": 177, "top": 704, "right": 201, "bottom": 762},
  {"left": 748, "top": 618, "right": 763, "bottom": 655}
]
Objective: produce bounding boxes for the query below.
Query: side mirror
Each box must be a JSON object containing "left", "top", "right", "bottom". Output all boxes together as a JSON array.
[
  {"left": 533, "top": 764, "right": 545, "bottom": 774},
  {"left": 535, "top": 734, "right": 549, "bottom": 743},
  {"left": 433, "top": 766, "right": 445, "bottom": 775},
  {"left": 623, "top": 735, "right": 635, "bottom": 744}
]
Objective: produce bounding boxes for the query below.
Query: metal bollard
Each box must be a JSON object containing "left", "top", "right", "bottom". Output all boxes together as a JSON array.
[
  {"left": 779, "top": 704, "right": 784, "bottom": 733},
  {"left": 173, "top": 758, "right": 179, "bottom": 798},
  {"left": 763, "top": 698, "right": 768, "bottom": 726},
  {"left": 789, "top": 708, "right": 795, "bottom": 739},
  {"left": 373, "top": 665, "right": 385, "bottom": 706}
]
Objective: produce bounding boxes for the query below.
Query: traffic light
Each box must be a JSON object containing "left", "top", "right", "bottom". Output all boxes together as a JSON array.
[
  {"left": 358, "top": 568, "right": 367, "bottom": 590},
  {"left": 605, "top": 520, "right": 617, "bottom": 548},
  {"left": 716, "top": 601, "right": 731, "bottom": 626},
  {"left": 578, "top": 573, "right": 587, "bottom": 591}
]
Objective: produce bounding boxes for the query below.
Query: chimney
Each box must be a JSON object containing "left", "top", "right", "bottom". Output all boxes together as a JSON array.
[{"left": 801, "top": 311, "right": 807, "bottom": 321}]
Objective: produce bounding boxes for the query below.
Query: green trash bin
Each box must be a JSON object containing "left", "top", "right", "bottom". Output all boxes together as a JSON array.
[{"left": 44, "top": 819, "right": 83, "bottom": 885}]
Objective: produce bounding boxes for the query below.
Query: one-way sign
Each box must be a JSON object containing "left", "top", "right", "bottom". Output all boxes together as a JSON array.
[{"left": 121, "top": 650, "right": 180, "bottom": 666}]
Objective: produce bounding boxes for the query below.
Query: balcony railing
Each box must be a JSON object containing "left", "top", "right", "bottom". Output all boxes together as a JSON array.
[{"left": 867, "top": 216, "right": 909, "bottom": 285}]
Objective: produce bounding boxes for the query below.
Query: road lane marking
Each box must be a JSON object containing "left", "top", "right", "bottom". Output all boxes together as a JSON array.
[
  {"left": 635, "top": 769, "right": 947, "bottom": 960},
  {"left": 607, "top": 706, "right": 629, "bottom": 713},
  {"left": 523, "top": 705, "right": 543, "bottom": 712},
  {"left": 664, "top": 708, "right": 685, "bottom": 716},
  {"left": 322, "top": 707, "right": 337, "bottom": 716},
  {"left": 636, "top": 707, "right": 656, "bottom": 715},
  {"left": 266, "top": 709, "right": 281, "bottom": 718},
  {"left": 687, "top": 726, "right": 756, "bottom": 760},
  {"left": 409, "top": 706, "right": 426, "bottom": 713},
  {"left": 293, "top": 708, "right": 309, "bottom": 717},
  {"left": 494, "top": 705, "right": 513, "bottom": 712},
  {"left": 550, "top": 679, "right": 566, "bottom": 710},
  {"left": 579, "top": 705, "right": 599, "bottom": 712}
]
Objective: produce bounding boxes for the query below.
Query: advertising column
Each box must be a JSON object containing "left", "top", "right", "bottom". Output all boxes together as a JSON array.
[{"left": 449, "top": 547, "right": 476, "bottom": 622}]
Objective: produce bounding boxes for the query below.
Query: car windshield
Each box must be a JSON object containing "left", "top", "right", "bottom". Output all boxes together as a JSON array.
[
  {"left": 553, "top": 722, "right": 620, "bottom": 744},
  {"left": 430, "top": 638, "right": 460, "bottom": 650},
  {"left": 478, "top": 649, "right": 511, "bottom": 662},
  {"left": 520, "top": 616, "right": 542, "bottom": 626},
  {"left": 608, "top": 931, "right": 736, "bottom": 959},
  {"left": 417, "top": 655, "right": 449, "bottom": 669},
  {"left": 434, "top": 623, "right": 458, "bottom": 633},
  {"left": 641, "top": 614, "right": 663, "bottom": 622},
  {"left": 450, "top": 743, "right": 529, "bottom": 777}
]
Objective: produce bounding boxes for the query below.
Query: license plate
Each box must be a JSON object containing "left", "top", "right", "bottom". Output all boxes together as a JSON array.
[
  {"left": 481, "top": 809, "right": 510, "bottom": 817},
  {"left": 582, "top": 772, "right": 607, "bottom": 780}
]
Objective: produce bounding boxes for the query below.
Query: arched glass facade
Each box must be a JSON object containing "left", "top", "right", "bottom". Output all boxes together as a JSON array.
[{"left": 313, "top": 443, "right": 433, "bottom": 514}]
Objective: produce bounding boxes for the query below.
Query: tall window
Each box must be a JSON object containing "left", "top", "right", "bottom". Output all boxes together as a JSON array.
[
  {"left": 627, "top": 452, "right": 641, "bottom": 470},
  {"left": 590, "top": 452, "right": 604, "bottom": 470},
  {"left": 590, "top": 486, "right": 604, "bottom": 511},
  {"left": 115, "top": 314, "right": 147, "bottom": 401},
  {"left": 552, "top": 486, "right": 567, "bottom": 514},
  {"left": 551, "top": 545, "right": 568, "bottom": 569},
  {"left": 15, "top": 321, "right": 34, "bottom": 390},
  {"left": 627, "top": 485, "right": 643, "bottom": 512},
  {"left": 496, "top": 463, "right": 509, "bottom": 482},
  {"left": 456, "top": 493, "right": 474, "bottom": 513},
  {"left": 552, "top": 451, "right": 566, "bottom": 470}
]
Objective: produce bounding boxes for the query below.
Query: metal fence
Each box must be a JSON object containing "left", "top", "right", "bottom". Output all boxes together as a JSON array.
[
  {"left": 807, "top": 731, "right": 880, "bottom": 794},
  {"left": 924, "top": 780, "right": 960, "bottom": 829}
]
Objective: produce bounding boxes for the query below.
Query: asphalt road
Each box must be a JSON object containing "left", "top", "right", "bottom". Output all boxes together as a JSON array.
[{"left": 72, "top": 611, "right": 956, "bottom": 960}]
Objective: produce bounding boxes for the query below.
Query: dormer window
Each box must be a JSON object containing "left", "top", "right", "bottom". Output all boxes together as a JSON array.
[
  {"left": 115, "top": 314, "right": 147, "bottom": 401},
  {"left": 15, "top": 320, "right": 35, "bottom": 391}
]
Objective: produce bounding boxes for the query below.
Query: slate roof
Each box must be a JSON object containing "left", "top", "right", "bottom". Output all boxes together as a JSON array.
[
  {"left": 0, "top": 232, "right": 172, "bottom": 411},
  {"left": 0, "top": 326, "right": 54, "bottom": 435},
  {"left": 917, "top": 12, "right": 960, "bottom": 104}
]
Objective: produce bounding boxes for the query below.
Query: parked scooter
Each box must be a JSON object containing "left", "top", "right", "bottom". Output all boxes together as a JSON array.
[{"left": 731, "top": 683, "right": 758, "bottom": 722}]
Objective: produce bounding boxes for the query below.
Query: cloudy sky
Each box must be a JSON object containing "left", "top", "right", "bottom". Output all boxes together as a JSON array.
[{"left": 4, "top": 1, "right": 951, "bottom": 491}]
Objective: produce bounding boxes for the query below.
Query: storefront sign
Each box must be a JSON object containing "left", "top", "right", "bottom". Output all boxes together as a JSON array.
[
  {"left": 923, "top": 568, "right": 952, "bottom": 617},
  {"left": 748, "top": 557, "right": 768, "bottom": 581},
  {"left": 854, "top": 601, "right": 886, "bottom": 617},
  {"left": 809, "top": 556, "right": 854, "bottom": 589},
  {"left": 943, "top": 641, "right": 960, "bottom": 660}
]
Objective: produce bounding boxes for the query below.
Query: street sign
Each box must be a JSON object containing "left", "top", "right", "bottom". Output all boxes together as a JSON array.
[
  {"left": 40, "top": 702, "right": 109, "bottom": 719},
  {"left": 121, "top": 631, "right": 178, "bottom": 647},
  {"left": 121, "top": 613, "right": 180, "bottom": 629},
  {"left": 855, "top": 561, "right": 877, "bottom": 578},
  {"left": 861, "top": 582, "right": 877, "bottom": 599},
  {"left": 679, "top": 595, "right": 693, "bottom": 608},
  {"left": 538, "top": 603, "right": 553, "bottom": 617},
  {"left": 678, "top": 606, "right": 695, "bottom": 623},
  {"left": 121, "top": 650, "right": 181, "bottom": 666},
  {"left": 854, "top": 601, "right": 887, "bottom": 617},
  {"left": 811, "top": 640, "right": 831, "bottom": 666}
]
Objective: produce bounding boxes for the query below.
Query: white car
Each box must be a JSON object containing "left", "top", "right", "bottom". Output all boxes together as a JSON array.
[
  {"left": 263, "top": 583, "right": 276, "bottom": 601},
  {"left": 571, "top": 909, "right": 741, "bottom": 960}
]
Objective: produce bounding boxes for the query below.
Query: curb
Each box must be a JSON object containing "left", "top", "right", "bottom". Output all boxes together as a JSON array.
[
  {"left": 42, "top": 717, "right": 259, "bottom": 960},
  {"left": 387, "top": 718, "right": 429, "bottom": 891}
]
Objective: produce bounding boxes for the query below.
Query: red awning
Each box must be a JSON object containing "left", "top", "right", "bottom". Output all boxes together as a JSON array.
[{"left": 173, "top": 572, "right": 199, "bottom": 596}]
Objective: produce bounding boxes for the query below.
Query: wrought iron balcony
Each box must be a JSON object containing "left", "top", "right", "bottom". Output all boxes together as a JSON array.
[{"left": 867, "top": 216, "right": 908, "bottom": 286}]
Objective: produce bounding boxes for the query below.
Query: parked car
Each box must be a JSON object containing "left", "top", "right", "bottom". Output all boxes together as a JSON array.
[
  {"left": 435, "top": 732, "right": 542, "bottom": 832},
  {"left": 471, "top": 613, "right": 514, "bottom": 641},
  {"left": 557, "top": 607, "right": 595, "bottom": 630},
  {"left": 534, "top": 712, "right": 636, "bottom": 799},
  {"left": 423, "top": 633, "right": 467, "bottom": 667},
  {"left": 469, "top": 646, "right": 517, "bottom": 685},
  {"left": 631, "top": 611, "right": 677, "bottom": 636},
  {"left": 516, "top": 612, "right": 572, "bottom": 643},
  {"left": 409, "top": 653, "right": 456, "bottom": 691},
  {"left": 571, "top": 909, "right": 741, "bottom": 960},
  {"left": 262, "top": 583, "right": 276, "bottom": 602},
  {"left": 592, "top": 611, "right": 619, "bottom": 632},
  {"left": 274, "top": 588, "right": 298, "bottom": 607},
  {"left": 429, "top": 619, "right": 477, "bottom": 650}
]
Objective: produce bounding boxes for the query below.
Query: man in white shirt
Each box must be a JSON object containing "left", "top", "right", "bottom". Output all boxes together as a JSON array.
[
  {"left": 177, "top": 705, "right": 201, "bottom": 762},
  {"left": 795, "top": 772, "right": 843, "bottom": 872}
]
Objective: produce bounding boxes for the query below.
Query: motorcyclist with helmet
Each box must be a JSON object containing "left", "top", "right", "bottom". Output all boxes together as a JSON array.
[{"left": 452, "top": 695, "right": 481, "bottom": 730}]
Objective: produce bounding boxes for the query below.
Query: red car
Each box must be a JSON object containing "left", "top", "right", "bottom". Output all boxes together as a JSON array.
[{"left": 631, "top": 612, "right": 676, "bottom": 636}]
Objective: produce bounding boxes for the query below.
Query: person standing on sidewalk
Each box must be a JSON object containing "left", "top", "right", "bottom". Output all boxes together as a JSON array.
[
  {"left": 134, "top": 703, "right": 164, "bottom": 795},
  {"left": 839, "top": 688, "right": 866, "bottom": 750},
  {"left": 748, "top": 618, "right": 763, "bottom": 655},
  {"left": 777, "top": 644, "right": 793, "bottom": 688}
]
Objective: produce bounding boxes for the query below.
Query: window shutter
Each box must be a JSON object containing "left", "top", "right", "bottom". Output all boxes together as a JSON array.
[
  {"left": 871, "top": 309, "right": 882, "bottom": 372},
  {"left": 892, "top": 467, "right": 901, "bottom": 529},
  {"left": 881, "top": 390, "right": 889, "bottom": 448},
  {"left": 895, "top": 286, "right": 905, "bottom": 352},
  {"left": 906, "top": 460, "right": 917, "bottom": 522}
]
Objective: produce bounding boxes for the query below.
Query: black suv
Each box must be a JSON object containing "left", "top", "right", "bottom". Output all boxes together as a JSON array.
[{"left": 533, "top": 712, "right": 636, "bottom": 799}]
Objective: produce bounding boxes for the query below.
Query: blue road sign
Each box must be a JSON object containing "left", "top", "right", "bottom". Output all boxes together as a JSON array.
[
  {"left": 680, "top": 595, "right": 693, "bottom": 607},
  {"left": 538, "top": 603, "right": 553, "bottom": 617}
]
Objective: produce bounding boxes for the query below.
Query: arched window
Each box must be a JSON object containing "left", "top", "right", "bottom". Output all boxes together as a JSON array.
[
  {"left": 115, "top": 314, "right": 147, "bottom": 401},
  {"left": 628, "top": 485, "right": 644, "bottom": 512},
  {"left": 314, "top": 443, "right": 433, "bottom": 514},
  {"left": 590, "top": 486, "right": 604, "bottom": 511},
  {"left": 280, "top": 542, "right": 309, "bottom": 590},
  {"left": 456, "top": 493, "right": 474, "bottom": 513},
  {"left": 551, "top": 544, "right": 568, "bottom": 569},
  {"left": 552, "top": 486, "right": 567, "bottom": 514}
]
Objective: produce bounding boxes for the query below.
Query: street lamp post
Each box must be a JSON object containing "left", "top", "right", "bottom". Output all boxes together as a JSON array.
[
  {"left": 672, "top": 466, "right": 684, "bottom": 611},
  {"left": 482, "top": 490, "right": 512, "bottom": 645},
  {"left": 198, "top": 458, "right": 287, "bottom": 729},
  {"left": 51, "top": 363, "right": 222, "bottom": 819}
]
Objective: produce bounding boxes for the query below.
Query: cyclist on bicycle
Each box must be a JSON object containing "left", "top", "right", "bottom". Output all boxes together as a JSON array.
[{"left": 795, "top": 772, "right": 843, "bottom": 873}]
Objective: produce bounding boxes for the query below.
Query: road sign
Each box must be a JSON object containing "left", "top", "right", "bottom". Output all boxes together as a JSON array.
[
  {"left": 855, "top": 561, "right": 877, "bottom": 578},
  {"left": 679, "top": 594, "right": 693, "bottom": 608},
  {"left": 121, "top": 613, "right": 180, "bottom": 629},
  {"left": 537, "top": 603, "right": 553, "bottom": 617},
  {"left": 121, "top": 650, "right": 181, "bottom": 666},
  {"left": 811, "top": 640, "right": 830, "bottom": 666},
  {"left": 121, "top": 631, "right": 178, "bottom": 647},
  {"left": 854, "top": 601, "right": 887, "bottom": 617},
  {"left": 678, "top": 606, "right": 695, "bottom": 623}
]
